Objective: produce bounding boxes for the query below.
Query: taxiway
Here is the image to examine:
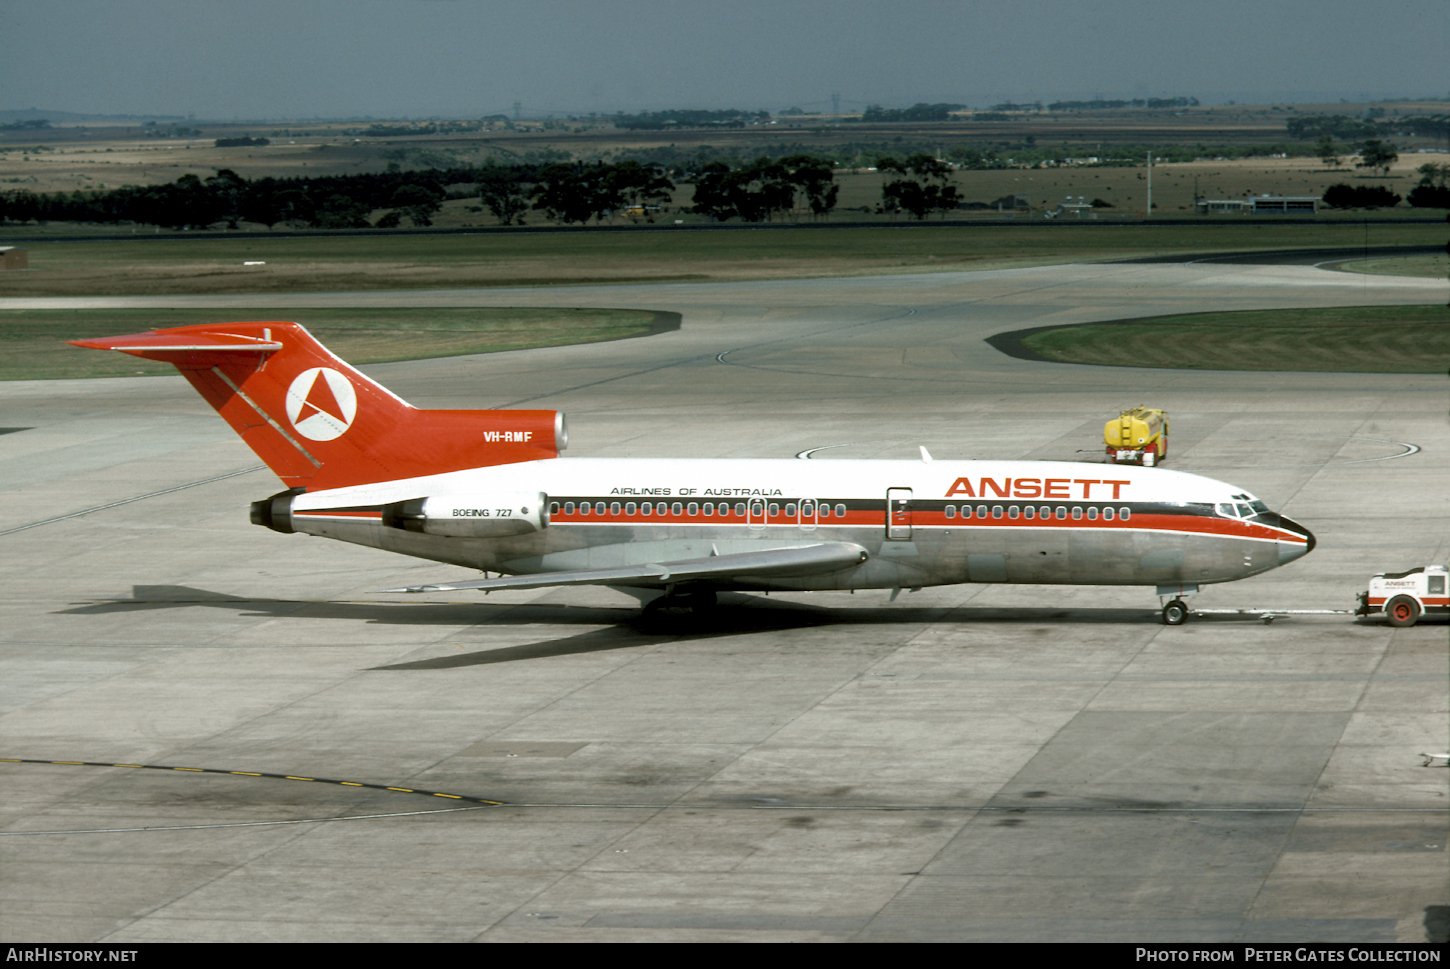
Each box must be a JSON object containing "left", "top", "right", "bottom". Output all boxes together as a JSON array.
[{"left": 1, "top": 259, "right": 1445, "bottom": 942}]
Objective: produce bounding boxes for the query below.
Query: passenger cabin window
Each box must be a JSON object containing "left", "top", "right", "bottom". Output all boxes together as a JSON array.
[
  {"left": 1055, "top": 506, "right": 1066, "bottom": 519},
  {"left": 610, "top": 502, "right": 621, "bottom": 515},
  {"left": 565, "top": 502, "right": 575, "bottom": 514},
  {"left": 687, "top": 502, "right": 698, "bottom": 515},
  {"left": 785, "top": 503, "right": 797, "bottom": 517},
  {"left": 945, "top": 505, "right": 956, "bottom": 519},
  {"left": 992, "top": 505, "right": 1004, "bottom": 519},
  {"left": 595, "top": 502, "right": 606, "bottom": 515},
  {"left": 703, "top": 503, "right": 714, "bottom": 516},
  {"left": 1120, "top": 507, "right": 1131, "bottom": 521},
  {"left": 1087, "top": 507, "right": 1098, "bottom": 520},
  {"left": 625, "top": 502, "right": 636, "bottom": 515},
  {"left": 550, "top": 502, "right": 560, "bottom": 515},
  {"left": 977, "top": 505, "right": 987, "bottom": 519},
  {"left": 835, "top": 503, "right": 847, "bottom": 518},
  {"left": 737, "top": 503, "right": 748, "bottom": 516},
  {"left": 1072, "top": 507, "right": 1082, "bottom": 520},
  {"left": 1023, "top": 506, "right": 1035, "bottom": 520},
  {"left": 1103, "top": 507, "right": 1115, "bottom": 521}
]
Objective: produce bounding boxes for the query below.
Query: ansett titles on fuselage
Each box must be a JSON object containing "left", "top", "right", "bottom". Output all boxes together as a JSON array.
[{"left": 945, "top": 476, "right": 1132, "bottom": 500}]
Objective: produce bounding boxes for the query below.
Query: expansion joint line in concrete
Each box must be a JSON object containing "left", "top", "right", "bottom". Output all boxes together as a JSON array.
[
  {"left": 0, "top": 467, "right": 267, "bottom": 537},
  {"left": 0, "top": 757, "right": 505, "bottom": 806}
]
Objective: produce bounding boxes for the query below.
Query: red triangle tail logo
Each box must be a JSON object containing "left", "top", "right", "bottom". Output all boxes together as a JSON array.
[{"left": 298, "top": 371, "right": 345, "bottom": 425}]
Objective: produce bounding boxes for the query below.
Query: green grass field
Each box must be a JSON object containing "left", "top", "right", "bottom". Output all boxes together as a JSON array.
[
  {"left": 1337, "top": 253, "right": 1449, "bottom": 278},
  {"left": 1020, "top": 305, "right": 1450, "bottom": 373},
  {"left": 1, "top": 222, "right": 1443, "bottom": 297},
  {"left": 0, "top": 307, "right": 667, "bottom": 380}
]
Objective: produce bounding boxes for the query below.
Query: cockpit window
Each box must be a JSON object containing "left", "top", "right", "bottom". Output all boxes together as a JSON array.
[
  {"left": 1216, "top": 503, "right": 1237, "bottom": 518},
  {"left": 1248, "top": 500, "right": 1269, "bottom": 515},
  {"left": 1235, "top": 503, "right": 1253, "bottom": 518}
]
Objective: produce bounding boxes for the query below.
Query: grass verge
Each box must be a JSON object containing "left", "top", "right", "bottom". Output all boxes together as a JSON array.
[
  {"left": 1, "top": 222, "right": 1444, "bottom": 297},
  {"left": 1336, "top": 253, "right": 1450, "bottom": 278},
  {"left": 1016, "top": 305, "right": 1450, "bottom": 373},
  {"left": 0, "top": 307, "right": 672, "bottom": 380}
]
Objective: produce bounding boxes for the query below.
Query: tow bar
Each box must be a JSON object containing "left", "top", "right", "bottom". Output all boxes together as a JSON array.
[{"left": 1188, "top": 607, "right": 1356, "bottom": 625}]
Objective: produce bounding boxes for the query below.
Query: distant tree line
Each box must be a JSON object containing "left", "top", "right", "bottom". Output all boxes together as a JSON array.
[
  {"left": 1287, "top": 115, "right": 1383, "bottom": 141},
  {"left": 1407, "top": 163, "right": 1450, "bottom": 208},
  {"left": 1322, "top": 184, "right": 1401, "bottom": 208},
  {"left": 0, "top": 166, "right": 479, "bottom": 230},
  {"left": 1288, "top": 113, "right": 1450, "bottom": 141},
  {"left": 860, "top": 103, "right": 964, "bottom": 123},
  {"left": 612, "top": 109, "right": 770, "bottom": 130},
  {"left": 0, "top": 155, "right": 847, "bottom": 229},
  {"left": 1046, "top": 98, "right": 1199, "bottom": 111},
  {"left": 214, "top": 136, "right": 269, "bottom": 148},
  {"left": 689, "top": 156, "right": 838, "bottom": 222},
  {"left": 875, "top": 155, "right": 959, "bottom": 219}
]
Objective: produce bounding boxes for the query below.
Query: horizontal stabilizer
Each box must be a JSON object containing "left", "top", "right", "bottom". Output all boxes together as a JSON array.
[
  {"left": 68, "top": 330, "right": 283, "bottom": 356},
  {"left": 383, "top": 542, "right": 870, "bottom": 594}
]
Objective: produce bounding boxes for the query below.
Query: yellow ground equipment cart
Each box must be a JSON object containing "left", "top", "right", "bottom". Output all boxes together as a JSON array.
[{"left": 1105, "top": 407, "right": 1168, "bottom": 466}]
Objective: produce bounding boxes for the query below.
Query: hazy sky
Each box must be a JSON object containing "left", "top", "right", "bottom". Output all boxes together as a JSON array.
[{"left": 3, "top": 0, "right": 1446, "bottom": 119}]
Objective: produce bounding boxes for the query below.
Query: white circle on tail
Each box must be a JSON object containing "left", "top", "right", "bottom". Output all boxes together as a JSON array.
[{"left": 286, "top": 368, "right": 357, "bottom": 441}]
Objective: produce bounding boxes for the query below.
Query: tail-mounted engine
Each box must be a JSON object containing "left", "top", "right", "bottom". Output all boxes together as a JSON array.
[
  {"left": 251, "top": 488, "right": 304, "bottom": 534},
  {"left": 381, "top": 493, "right": 549, "bottom": 538}
]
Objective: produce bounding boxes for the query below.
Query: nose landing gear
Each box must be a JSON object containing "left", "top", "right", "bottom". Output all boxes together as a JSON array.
[
  {"left": 1161, "top": 599, "right": 1190, "bottom": 625},
  {"left": 1157, "top": 584, "right": 1199, "bottom": 625}
]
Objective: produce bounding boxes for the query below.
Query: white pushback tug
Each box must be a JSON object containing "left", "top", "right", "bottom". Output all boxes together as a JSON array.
[{"left": 1356, "top": 565, "right": 1448, "bottom": 627}]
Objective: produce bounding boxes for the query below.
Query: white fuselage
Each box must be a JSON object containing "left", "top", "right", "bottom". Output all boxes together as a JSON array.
[{"left": 281, "top": 457, "right": 1314, "bottom": 593}]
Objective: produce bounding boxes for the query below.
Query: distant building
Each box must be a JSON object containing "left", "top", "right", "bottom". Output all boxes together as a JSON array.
[
  {"left": 1049, "top": 197, "right": 1096, "bottom": 219},
  {"left": 0, "top": 247, "right": 28, "bottom": 270},
  {"left": 1195, "top": 196, "right": 1319, "bottom": 215},
  {"left": 1251, "top": 195, "right": 1320, "bottom": 214},
  {"left": 1195, "top": 199, "right": 1254, "bottom": 214}
]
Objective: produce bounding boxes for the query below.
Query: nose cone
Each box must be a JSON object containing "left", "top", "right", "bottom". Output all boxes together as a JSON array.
[{"left": 1277, "top": 516, "right": 1315, "bottom": 565}]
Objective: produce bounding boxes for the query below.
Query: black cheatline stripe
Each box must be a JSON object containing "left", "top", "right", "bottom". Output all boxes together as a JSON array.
[{"left": 1, "top": 758, "right": 504, "bottom": 806}]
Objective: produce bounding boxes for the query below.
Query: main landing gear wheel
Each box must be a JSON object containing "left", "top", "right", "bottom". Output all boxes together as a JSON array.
[
  {"left": 1162, "top": 599, "right": 1189, "bottom": 625},
  {"left": 1385, "top": 595, "right": 1420, "bottom": 628}
]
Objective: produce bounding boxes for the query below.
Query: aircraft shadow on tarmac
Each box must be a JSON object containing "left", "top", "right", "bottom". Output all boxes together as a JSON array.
[{"left": 58, "top": 584, "right": 1210, "bottom": 667}]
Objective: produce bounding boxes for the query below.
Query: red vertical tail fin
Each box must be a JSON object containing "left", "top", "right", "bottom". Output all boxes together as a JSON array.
[{"left": 70, "top": 322, "right": 564, "bottom": 491}]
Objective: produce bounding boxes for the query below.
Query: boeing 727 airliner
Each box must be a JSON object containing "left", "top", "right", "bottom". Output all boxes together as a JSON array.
[{"left": 72, "top": 322, "right": 1314, "bottom": 625}]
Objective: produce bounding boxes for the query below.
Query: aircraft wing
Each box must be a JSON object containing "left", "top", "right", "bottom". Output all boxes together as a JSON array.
[{"left": 382, "top": 542, "right": 869, "bottom": 594}]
